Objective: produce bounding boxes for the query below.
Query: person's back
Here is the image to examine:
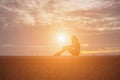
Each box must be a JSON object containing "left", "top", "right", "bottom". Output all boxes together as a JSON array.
[{"left": 71, "top": 36, "right": 80, "bottom": 56}]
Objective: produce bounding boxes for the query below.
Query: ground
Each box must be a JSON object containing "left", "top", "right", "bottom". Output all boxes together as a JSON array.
[{"left": 0, "top": 56, "right": 120, "bottom": 80}]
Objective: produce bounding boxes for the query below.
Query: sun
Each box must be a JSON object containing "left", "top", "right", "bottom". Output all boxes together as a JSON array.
[
  {"left": 57, "top": 33, "right": 67, "bottom": 45},
  {"left": 58, "top": 34, "right": 66, "bottom": 42}
]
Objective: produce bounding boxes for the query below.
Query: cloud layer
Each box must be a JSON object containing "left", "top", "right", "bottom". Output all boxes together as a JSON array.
[{"left": 0, "top": 0, "right": 120, "bottom": 31}]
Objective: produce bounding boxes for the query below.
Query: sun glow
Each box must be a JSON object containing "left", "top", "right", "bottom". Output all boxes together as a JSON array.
[{"left": 56, "top": 33, "right": 68, "bottom": 45}]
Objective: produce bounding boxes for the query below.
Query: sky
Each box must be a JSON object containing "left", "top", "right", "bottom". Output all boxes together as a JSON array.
[{"left": 0, "top": 0, "right": 120, "bottom": 56}]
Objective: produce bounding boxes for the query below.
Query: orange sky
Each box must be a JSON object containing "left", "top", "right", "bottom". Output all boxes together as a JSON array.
[{"left": 0, "top": 0, "right": 120, "bottom": 56}]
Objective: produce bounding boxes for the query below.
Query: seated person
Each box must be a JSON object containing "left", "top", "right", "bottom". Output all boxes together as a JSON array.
[{"left": 54, "top": 35, "right": 80, "bottom": 56}]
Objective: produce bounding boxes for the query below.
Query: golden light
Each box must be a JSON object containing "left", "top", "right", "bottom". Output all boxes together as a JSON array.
[
  {"left": 56, "top": 33, "right": 68, "bottom": 45},
  {"left": 57, "top": 33, "right": 66, "bottom": 44}
]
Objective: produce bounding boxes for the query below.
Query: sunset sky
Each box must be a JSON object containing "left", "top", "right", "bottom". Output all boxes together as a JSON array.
[{"left": 0, "top": 0, "right": 120, "bottom": 56}]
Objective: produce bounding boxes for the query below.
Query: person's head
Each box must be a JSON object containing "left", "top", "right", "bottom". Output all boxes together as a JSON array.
[
  {"left": 72, "top": 35, "right": 77, "bottom": 41},
  {"left": 71, "top": 35, "right": 79, "bottom": 45}
]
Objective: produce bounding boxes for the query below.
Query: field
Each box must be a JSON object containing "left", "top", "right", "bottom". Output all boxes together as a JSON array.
[{"left": 0, "top": 56, "right": 120, "bottom": 80}]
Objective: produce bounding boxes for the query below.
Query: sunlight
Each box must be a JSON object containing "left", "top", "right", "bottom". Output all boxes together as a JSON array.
[
  {"left": 57, "top": 33, "right": 67, "bottom": 45},
  {"left": 57, "top": 33, "right": 68, "bottom": 45},
  {"left": 58, "top": 34, "right": 66, "bottom": 42}
]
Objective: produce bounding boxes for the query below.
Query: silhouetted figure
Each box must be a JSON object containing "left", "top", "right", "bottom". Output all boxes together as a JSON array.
[{"left": 54, "top": 35, "right": 80, "bottom": 56}]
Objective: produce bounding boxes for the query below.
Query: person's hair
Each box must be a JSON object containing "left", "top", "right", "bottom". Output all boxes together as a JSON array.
[{"left": 72, "top": 35, "right": 77, "bottom": 39}]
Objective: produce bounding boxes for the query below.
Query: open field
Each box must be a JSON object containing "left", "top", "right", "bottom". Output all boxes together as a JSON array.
[{"left": 0, "top": 56, "right": 120, "bottom": 80}]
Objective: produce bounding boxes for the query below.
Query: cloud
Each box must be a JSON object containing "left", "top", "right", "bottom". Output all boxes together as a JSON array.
[
  {"left": 0, "top": 0, "right": 120, "bottom": 31},
  {"left": 64, "top": 0, "right": 120, "bottom": 30}
]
